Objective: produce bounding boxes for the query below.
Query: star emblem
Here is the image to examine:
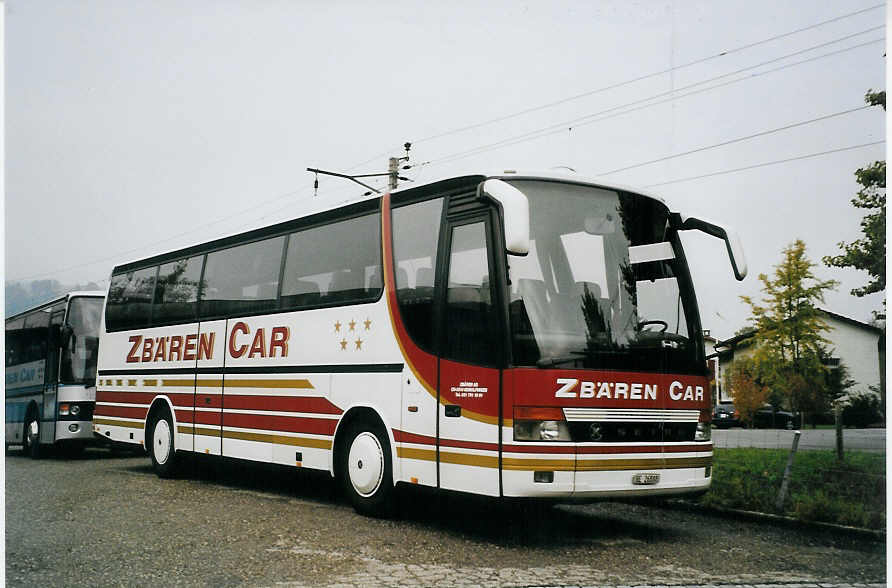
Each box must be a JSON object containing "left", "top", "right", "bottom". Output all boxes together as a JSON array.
[
  {"left": 349, "top": 319, "right": 356, "bottom": 332},
  {"left": 334, "top": 321, "right": 341, "bottom": 332},
  {"left": 364, "top": 318, "right": 372, "bottom": 330},
  {"left": 340, "top": 339, "right": 348, "bottom": 350},
  {"left": 355, "top": 338, "right": 363, "bottom": 350}
]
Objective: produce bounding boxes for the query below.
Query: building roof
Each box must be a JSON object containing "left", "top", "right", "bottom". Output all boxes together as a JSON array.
[
  {"left": 818, "top": 308, "right": 884, "bottom": 335},
  {"left": 715, "top": 308, "right": 883, "bottom": 354}
]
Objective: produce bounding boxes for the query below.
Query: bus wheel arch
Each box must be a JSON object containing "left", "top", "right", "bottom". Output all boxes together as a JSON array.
[
  {"left": 145, "top": 397, "right": 180, "bottom": 478},
  {"left": 333, "top": 407, "right": 396, "bottom": 517}
]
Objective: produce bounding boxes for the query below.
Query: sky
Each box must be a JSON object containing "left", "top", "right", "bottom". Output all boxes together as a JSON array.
[{"left": 4, "top": 0, "right": 887, "bottom": 340}]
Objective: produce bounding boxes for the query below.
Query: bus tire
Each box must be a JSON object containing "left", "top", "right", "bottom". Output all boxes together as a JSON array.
[
  {"left": 148, "top": 409, "right": 179, "bottom": 478},
  {"left": 339, "top": 420, "right": 395, "bottom": 518},
  {"left": 23, "top": 411, "right": 41, "bottom": 459}
]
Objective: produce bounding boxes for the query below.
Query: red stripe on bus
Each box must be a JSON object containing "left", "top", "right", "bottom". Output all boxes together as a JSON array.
[
  {"left": 222, "top": 395, "right": 342, "bottom": 414},
  {"left": 194, "top": 411, "right": 222, "bottom": 426},
  {"left": 222, "top": 413, "right": 337, "bottom": 436},
  {"left": 94, "top": 405, "right": 148, "bottom": 420},
  {"left": 97, "top": 390, "right": 156, "bottom": 404},
  {"left": 393, "top": 430, "right": 498, "bottom": 452}
]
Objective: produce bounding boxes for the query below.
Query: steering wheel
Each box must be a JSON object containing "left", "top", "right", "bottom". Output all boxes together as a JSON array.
[{"left": 637, "top": 320, "right": 668, "bottom": 333}]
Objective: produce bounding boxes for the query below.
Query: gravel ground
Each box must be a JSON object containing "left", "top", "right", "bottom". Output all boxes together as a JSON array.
[{"left": 5, "top": 446, "right": 886, "bottom": 587}]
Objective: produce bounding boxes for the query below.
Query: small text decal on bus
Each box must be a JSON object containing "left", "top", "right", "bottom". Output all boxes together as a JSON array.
[
  {"left": 127, "top": 333, "right": 215, "bottom": 363},
  {"left": 228, "top": 322, "right": 290, "bottom": 359}
]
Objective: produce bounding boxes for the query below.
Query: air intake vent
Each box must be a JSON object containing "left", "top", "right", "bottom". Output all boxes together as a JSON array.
[{"left": 447, "top": 188, "right": 487, "bottom": 216}]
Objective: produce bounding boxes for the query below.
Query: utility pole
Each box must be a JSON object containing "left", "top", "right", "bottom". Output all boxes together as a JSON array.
[
  {"left": 388, "top": 157, "right": 399, "bottom": 191},
  {"left": 389, "top": 142, "right": 412, "bottom": 191}
]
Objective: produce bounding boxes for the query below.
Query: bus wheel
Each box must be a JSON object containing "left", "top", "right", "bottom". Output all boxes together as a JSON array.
[
  {"left": 23, "top": 413, "right": 41, "bottom": 459},
  {"left": 339, "top": 421, "right": 395, "bottom": 517},
  {"left": 148, "top": 410, "right": 179, "bottom": 478}
]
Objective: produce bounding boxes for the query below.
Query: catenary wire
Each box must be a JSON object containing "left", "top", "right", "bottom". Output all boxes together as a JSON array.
[
  {"left": 643, "top": 141, "right": 885, "bottom": 188},
  {"left": 425, "top": 32, "right": 885, "bottom": 166},
  {"left": 10, "top": 14, "right": 885, "bottom": 283},
  {"left": 597, "top": 105, "right": 874, "bottom": 176},
  {"left": 348, "top": 3, "right": 884, "bottom": 165}
]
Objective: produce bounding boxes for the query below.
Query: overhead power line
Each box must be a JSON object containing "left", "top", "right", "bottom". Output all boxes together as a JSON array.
[
  {"left": 348, "top": 2, "right": 884, "bottom": 167},
  {"left": 10, "top": 8, "right": 885, "bottom": 284},
  {"left": 597, "top": 105, "right": 874, "bottom": 176},
  {"left": 426, "top": 34, "right": 885, "bottom": 166},
  {"left": 643, "top": 141, "right": 885, "bottom": 188}
]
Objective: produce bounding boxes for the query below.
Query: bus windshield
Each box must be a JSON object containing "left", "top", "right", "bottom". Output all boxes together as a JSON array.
[
  {"left": 506, "top": 180, "right": 703, "bottom": 374},
  {"left": 61, "top": 297, "right": 102, "bottom": 385}
]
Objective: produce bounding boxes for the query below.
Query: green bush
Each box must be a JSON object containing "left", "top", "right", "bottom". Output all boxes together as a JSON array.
[
  {"left": 700, "top": 448, "right": 886, "bottom": 530},
  {"left": 842, "top": 391, "right": 883, "bottom": 428}
]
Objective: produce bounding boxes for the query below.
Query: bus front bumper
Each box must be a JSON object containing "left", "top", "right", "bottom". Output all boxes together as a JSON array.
[
  {"left": 502, "top": 466, "right": 712, "bottom": 499},
  {"left": 54, "top": 420, "right": 95, "bottom": 443}
]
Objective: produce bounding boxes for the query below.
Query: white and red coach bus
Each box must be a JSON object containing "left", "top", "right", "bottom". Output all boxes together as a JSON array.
[{"left": 94, "top": 171, "right": 746, "bottom": 515}]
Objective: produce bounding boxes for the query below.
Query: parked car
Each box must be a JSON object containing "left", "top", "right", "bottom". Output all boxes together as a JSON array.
[
  {"left": 712, "top": 402, "right": 739, "bottom": 428},
  {"left": 753, "top": 405, "right": 801, "bottom": 429}
]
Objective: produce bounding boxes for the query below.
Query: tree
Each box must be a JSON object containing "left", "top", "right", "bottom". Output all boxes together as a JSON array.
[
  {"left": 822, "top": 90, "right": 886, "bottom": 309},
  {"left": 741, "top": 240, "right": 838, "bottom": 424},
  {"left": 723, "top": 357, "right": 768, "bottom": 427}
]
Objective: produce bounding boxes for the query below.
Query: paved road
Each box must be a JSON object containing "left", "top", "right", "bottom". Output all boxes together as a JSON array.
[
  {"left": 712, "top": 428, "right": 885, "bottom": 452},
  {"left": 5, "top": 447, "right": 886, "bottom": 587}
]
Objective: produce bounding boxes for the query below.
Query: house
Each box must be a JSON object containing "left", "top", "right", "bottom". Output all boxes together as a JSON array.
[{"left": 712, "top": 309, "right": 884, "bottom": 408}]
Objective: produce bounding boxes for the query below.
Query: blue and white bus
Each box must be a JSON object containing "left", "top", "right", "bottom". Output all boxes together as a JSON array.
[{"left": 5, "top": 291, "right": 104, "bottom": 457}]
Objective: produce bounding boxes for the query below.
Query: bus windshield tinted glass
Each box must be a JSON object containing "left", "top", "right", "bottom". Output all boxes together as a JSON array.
[
  {"left": 61, "top": 297, "right": 103, "bottom": 385},
  {"left": 506, "top": 180, "right": 702, "bottom": 374}
]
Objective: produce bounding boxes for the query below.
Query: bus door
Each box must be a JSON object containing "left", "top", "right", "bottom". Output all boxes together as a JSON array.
[
  {"left": 193, "top": 320, "right": 226, "bottom": 456},
  {"left": 436, "top": 211, "right": 503, "bottom": 496},
  {"left": 44, "top": 307, "right": 66, "bottom": 442}
]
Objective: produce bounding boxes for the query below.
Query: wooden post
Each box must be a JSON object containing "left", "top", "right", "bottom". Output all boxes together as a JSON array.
[
  {"left": 775, "top": 430, "right": 801, "bottom": 512},
  {"left": 835, "top": 404, "right": 844, "bottom": 461}
]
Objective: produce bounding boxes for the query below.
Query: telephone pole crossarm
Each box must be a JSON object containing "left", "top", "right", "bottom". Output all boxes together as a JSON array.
[{"left": 306, "top": 167, "right": 382, "bottom": 194}]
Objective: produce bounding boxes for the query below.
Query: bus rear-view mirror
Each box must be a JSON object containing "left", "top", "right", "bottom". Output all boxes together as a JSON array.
[
  {"left": 678, "top": 215, "right": 748, "bottom": 281},
  {"left": 480, "top": 179, "right": 530, "bottom": 256}
]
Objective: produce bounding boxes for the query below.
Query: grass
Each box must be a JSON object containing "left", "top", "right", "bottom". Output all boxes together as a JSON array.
[{"left": 701, "top": 448, "right": 886, "bottom": 530}]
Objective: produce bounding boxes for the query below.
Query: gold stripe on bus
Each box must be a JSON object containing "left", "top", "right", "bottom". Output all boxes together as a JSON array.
[
  {"left": 143, "top": 379, "right": 158, "bottom": 386},
  {"left": 176, "top": 425, "right": 331, "bottom": 450},
  {"left": 94, "top": 417, "right": 143, "bottom": 429},
  {"left": 664, "top": 456, "right": 713, "bottom": 469},
  {"left": 223, "top": 430, "right": 331, "bottom": 449},
  {"left": 162, "top": 378, "right": 314, "bottom": 390},
  {"left": 128, "top": 379, "right": 137, "bottom": 387},
  {"left": 575, "top": 456, "right": 712, "bottom": 471},
  {"left": 502, "top": 457, "right": 576, "bottom": 471},
  {"left": 222, "top": 379, "right": 314, "bottom": 389},
  {"left": 397, "top": 447, "right": 435, "bottom": 462},
  {"left": 439, "top": 450, "right": 499, "bottom": 469},
  {"left": 397, "top": 447, "right": 499, "bottom": 469}
]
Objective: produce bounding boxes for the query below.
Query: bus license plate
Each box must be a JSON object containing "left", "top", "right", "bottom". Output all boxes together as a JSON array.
[{"left": 632, "top": 473, "right": 660, "bottom": 485}]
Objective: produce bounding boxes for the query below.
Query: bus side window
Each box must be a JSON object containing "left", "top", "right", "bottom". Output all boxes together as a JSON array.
[
  {"left": 153, "top": 255, "right": 204, "bottom": 324},
  {"left": 106, "top": 267, "right": 157, "bottom": 331},
  {"left": 200, "top": 237, "right": 284, "bottom": 319},
  {"left": 443, "top": 221, "right": 498, "bottom": 366},
  {"left": 281, "top": 213, "right": 383, "bottom": 311},
  {"left": 391, "top": 198, "right": 444, "bottom": 352}
]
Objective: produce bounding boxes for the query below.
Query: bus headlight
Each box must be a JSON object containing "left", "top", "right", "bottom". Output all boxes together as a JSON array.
[
  {"left": 513, "top": 407, "right": 572, "bottom": 441},
  {"left": 70, "top": 404, "right": 81, "bottom": 416},
  {"left": 59, "top": 403, "right": 70, "bottom": 416},
  {"left": 695, "top": 422, "right": 711, "bottom": 441}
]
